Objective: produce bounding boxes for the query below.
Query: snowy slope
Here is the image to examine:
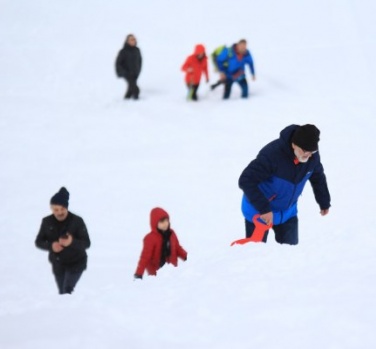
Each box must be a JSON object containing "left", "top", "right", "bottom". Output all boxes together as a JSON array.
[{"left": 1, "top": 1, "right": 376, "bottom": 348}]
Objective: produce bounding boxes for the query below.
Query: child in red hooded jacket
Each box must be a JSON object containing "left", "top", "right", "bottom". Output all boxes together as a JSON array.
[
  {"left": 134, "top": 207, "right": 187, "bottom": 279},
  {"left": 181, "top": 44, "right": 209, "bottom": 101}
]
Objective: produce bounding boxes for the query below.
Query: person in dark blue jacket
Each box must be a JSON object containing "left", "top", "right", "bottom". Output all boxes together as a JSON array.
[
  {"left": 214, "top": 39, "right": 255, "bottom": 99},
  {"left": 239, "top": 124, "right": 331, "bottom": 245}
]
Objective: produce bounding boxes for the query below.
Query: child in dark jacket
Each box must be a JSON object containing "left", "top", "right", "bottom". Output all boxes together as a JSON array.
[
  {"left": 134, "top": 207, "right": 187, "bottom": 279},
  {"left": 181, "top": 44, "right": 209, "bottom": 101}
]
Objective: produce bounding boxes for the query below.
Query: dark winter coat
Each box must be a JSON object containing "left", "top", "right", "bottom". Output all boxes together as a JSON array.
[
  {"left": 35, "top": 212, "right": 91, "bottom": 271},
  {"left": 239, "top": 125, "right": 331, "bottom": 225},
  {"left": 135, "top": 208, "right": 187, "bottom": 277},
  {"left": 115, "top": 44, "right": 142, "bottom": 79}
]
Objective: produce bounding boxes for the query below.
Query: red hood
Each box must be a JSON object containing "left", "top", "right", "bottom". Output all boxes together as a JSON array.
[
  {"left": 150, "top": 207, "right": 170, "bottom": 231},
  {"left": 194, "top": 44, "right": 206, "bottom": 55}
]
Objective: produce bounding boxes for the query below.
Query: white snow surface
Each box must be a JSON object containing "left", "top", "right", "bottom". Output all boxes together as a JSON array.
[{"left": 1, "top": 1, "right": 376, "bottom": 348}]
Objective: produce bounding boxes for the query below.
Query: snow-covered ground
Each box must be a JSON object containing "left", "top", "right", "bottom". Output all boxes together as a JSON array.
[{"left": 1, "top": 1, "right": 376, "bottom": 348}]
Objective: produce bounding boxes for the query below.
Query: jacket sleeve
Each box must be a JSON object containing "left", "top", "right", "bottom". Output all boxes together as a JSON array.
[
  {"left": 35, "top": 219, "right": 52, "bottom": 251},
  {"left": 309, "top": 158, "right": 331, "bottom": 210},
  {"left": 135, "top": 235, "right": 154, "bottom": 276},
  {"left": 181, "top": 57, "right": 190, "bottom": 72},
  {"left": 177, "top": 245, "right": 187, "bottom": 260},
  {"left": 69, "top": 218, "right": 91, "bottom": 251},
  {"left": 239, "top": 152, "right": 277, "bottom": 214},
  {"left": 115, "top": 50, "right": 124, "bottom": 77},
  {"left": 175, "top": 235, "right": 187, "bottom": 260},
  {"left": 136, "top": 49, "right": 142, "bottom": 77},
  {"left": 246, "top": 51, "right": 255, "bottom": 76},
  {"left": 203, "top": 58, "right": 209, "bottom": 81}
]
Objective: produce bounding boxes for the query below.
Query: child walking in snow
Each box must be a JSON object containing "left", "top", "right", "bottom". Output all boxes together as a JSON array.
[
  {"left": 134, "top": 207, "right": 187, "bottom": 279},
  {"left": 181, "top": 44, "right": 209, "bottom": 101}
]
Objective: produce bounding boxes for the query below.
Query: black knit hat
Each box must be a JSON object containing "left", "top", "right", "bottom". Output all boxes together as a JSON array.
[
  {"left": 292, "top": 124, "right": 320, "bottom": 152},
  {"left": 50, "top": 187, "right": 70, "bottom": 208}
]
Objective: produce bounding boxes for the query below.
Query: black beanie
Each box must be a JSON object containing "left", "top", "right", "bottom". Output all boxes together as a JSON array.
[
  {"left": 50, "top": 187, "right": 70, "bottom": 208},
  {"left": 291, "top": 124, "right": 320, "bottom": 152}
]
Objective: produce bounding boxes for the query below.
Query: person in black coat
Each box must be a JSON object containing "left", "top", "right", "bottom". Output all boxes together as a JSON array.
[
  {"left": 115, "top": 34, "right": 142, "bottom": 99},
  {"left": 35, "top": 187, "right": 91, "bottom": 294}
]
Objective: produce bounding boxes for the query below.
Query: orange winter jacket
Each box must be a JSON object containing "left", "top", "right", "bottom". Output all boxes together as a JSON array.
[{"left": 181, "top": 44, "right": 209, "bottom": 85}]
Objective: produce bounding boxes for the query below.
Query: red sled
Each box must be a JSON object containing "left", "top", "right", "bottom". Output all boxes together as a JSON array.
[{"left": 231, "top": 214, "right": 272, "bottom": 246}]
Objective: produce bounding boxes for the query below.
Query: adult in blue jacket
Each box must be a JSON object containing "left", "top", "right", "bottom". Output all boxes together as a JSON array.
[
  {"left": 215, "top": 39, "right": 255, "bottom": 99},
  {"left": 239, "top": 124, "right": 331, "bottom": 245}
]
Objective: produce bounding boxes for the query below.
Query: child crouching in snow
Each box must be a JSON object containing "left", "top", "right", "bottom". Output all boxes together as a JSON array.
[{"left": 134, "top": 207, "right": 187, "bottom": 279}]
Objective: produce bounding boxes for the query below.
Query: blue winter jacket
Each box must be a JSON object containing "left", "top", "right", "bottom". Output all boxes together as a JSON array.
[
  {"left": 216, "top": 44, "right": 255, "bottom": 80},
  {"left": 239, "top": 125, "right": 331, "bottom": 225}
]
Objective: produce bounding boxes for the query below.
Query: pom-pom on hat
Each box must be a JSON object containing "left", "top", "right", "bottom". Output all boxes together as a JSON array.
[
  {"left": 50, "top": 187, "right": 70, "bottom": 208},
  {"left": 292, "top": 124, "right": 320, "bottom": 152}
]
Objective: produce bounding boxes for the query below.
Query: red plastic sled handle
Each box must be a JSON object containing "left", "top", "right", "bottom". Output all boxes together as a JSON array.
[{"left": 230, "top": 214, "right": 273, "bottom": 246}]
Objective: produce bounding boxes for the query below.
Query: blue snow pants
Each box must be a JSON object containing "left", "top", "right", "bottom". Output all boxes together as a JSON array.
[{"left": 224, "top": 77, "right": 248, "bottom": 99}]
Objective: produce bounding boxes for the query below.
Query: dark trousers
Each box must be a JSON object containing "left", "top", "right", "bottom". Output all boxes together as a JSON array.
[
  {"left": 53, "top": 264, "right": 84, "bottom": 294},
  {"left": 125, "top": 77, "right": 140, "bottom": 99},
  {"left": 245, "top": 216, "right": 299, "bottom": 245},
  {"left": 187, "top": 84, "right": 199, "bottom": 101},
  {"left": 210, "top": 79, "right": 224, "bottom": 90},
  {"left": 224, "top": 78, "right": 248, "bottom": 99}
]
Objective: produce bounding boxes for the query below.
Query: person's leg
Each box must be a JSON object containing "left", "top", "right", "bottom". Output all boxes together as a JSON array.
[
  {"left": 210, "top": 80, "right": 223, "bottom": 90},
  {"left": 191, "top": 84, "right": 199, "bottom": 101},
  {"left": 238, "top": 78, "right": 249, "bottom": 98},
  {"left": 52, "top": 263, "right": 65, "bottom": 294},
  {"left": 223, "top": 79, "right": 233, "bottom": 99},
  {"left": 273, "top": 216, "right": 299, "bottom": 245},
  {"left": 130, "top": 78, "right": 140, "bottom": 99},
  {"left": 61, "top": 269, "right": 84, "bottom": 294},
  {"left": 133, "top": 82, "right": 140, "bottom": 99},
  {"left": 124, "top": 78, "right": 132, "bottom": 99},
  {"left": 245, "top": 219, "right": 269, "bottom": 242},
  {"left": 187, "top": 84, "right": 198, "bottom": 100}
]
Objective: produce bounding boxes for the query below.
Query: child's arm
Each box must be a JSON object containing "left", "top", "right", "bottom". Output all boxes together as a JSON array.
[
  {"left": 203, "top": 58, "right": 209, "bottom": 82},
  {"left": 177, "top": 245, "right": 187, "bottom": 261},
  {"left": 171, "top": 231, "right": 187, "bottom": 261},
  {"left": 176, "top": 236, "right": 188, "bottom": 261},
  {"left": 134, "top": 236, "right": 154, "bottom": 278},
  {"left": 246, "top": 51, "right": 255, "bottom": 77},
  {"left": 181, "top": 57, "right": 192, "bottom": 72}
]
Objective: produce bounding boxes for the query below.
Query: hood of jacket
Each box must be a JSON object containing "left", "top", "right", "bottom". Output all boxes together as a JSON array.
[
  {"left": 150, "top": 207, "right": 170, "bottom": 232},
  {"left": 194, "top": 44, "right": 206, "bottom": 55}
]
